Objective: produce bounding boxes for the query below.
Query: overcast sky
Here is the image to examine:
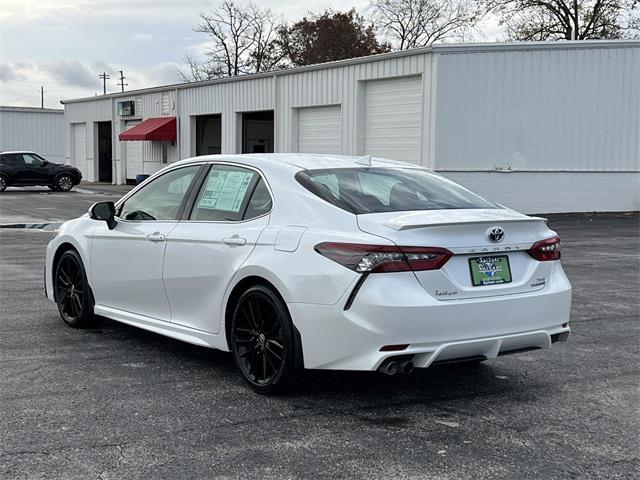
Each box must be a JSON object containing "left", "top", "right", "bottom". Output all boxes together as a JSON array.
[{"left": 0, "top": 0, "right": 502, "bottom": 109}]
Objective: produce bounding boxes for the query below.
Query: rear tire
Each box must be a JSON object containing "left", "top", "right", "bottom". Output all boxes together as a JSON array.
[
  {"left": 230, "top": 285, "right": 299, "bottom": 394},
  {"left": 56, "top": 174, "right": 74, "bottom": 192},
  {"left": 0, "top": 175, "right": 7, "bottom": 192},
  {"left": 54, "top": 249, "right": 99, "bottom": 328}
]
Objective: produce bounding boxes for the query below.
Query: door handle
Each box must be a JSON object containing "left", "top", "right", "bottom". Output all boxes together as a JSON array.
[
  {"left": 222, "top": 235, "right": 247, "bottom": 246},
  {"left": 146, "top": 232, "right": 166, "bottom": 242}
]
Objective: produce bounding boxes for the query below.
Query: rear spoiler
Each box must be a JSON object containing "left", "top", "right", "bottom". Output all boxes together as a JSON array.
[{"left": 383, "top": 216, "right": 547, "bottom": 231}]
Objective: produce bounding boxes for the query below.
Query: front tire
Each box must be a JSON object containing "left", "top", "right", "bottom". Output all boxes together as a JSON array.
[
  {"left": 56, "top": 174, "right": 74, "bottom": 192},
  {"left": 230, "top": 285, "right": 299, "bottom": 394},
  {"left": 54, "top": 249, "right": 98, "bottom": 328}
]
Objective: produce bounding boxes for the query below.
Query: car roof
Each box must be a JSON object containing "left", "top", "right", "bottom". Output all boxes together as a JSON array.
[{"left": 171, "top": 153, "right": 426, "bottom": 172}]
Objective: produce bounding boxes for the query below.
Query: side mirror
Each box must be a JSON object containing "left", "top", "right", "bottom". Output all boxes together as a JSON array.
[{"left": 89, "top": 201, "right": 117, "bottom": 230}]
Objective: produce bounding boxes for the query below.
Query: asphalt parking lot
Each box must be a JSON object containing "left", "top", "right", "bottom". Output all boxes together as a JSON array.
[{"left": 0, "top": 185, "right": 638, "bottom": 479}]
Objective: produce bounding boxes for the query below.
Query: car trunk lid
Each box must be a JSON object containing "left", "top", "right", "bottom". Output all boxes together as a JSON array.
[{"left": 357, "top": 209, "right": 556, "bottom": 300}]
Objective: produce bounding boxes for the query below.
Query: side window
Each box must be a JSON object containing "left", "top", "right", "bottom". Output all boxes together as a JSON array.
[
  {"left": 22, "top": 154, "right": 45, "bottom": 167},
  {"left": 119, "top": 166, "right": 200, "bottom": 221},
  {"left": 0, "top": 154, "right": 23, "bottom": 167},
  {"left": 244, "top": 178, "right": 272, "bottom": 220},
  {"left": 190, "top": 165, "right": 261, "bottom": 221}
]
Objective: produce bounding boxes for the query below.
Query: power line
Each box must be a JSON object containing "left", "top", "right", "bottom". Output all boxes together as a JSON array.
[
  {"left": 98, "top": 72, "right": 110, "bottom": 95},
  {"left": 117, "top": 70, "right": 128, "bottom": 93}
]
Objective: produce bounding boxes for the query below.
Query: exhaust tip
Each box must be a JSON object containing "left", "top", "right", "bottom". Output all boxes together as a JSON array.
[
  {"left": 400, "top": 360, "right": 414, "bottom": 374},
  {"left": 378, "top": 359, "right": 399, "bottom": 376}
]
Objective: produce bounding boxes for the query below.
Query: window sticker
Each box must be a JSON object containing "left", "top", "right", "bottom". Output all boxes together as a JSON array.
[{"left": 198, "top": 170, "right": 254, "bottom": 212}]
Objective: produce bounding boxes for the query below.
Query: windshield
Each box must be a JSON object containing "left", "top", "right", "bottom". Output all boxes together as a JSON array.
[{"left": 296, "top": 167, "right": 496, "bottom": 214}]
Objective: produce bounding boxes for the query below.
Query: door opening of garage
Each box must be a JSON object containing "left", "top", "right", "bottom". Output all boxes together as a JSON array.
[
  {"left": 195, "top": 114, "right": 221, "bottom": 156},
  {"left": 242, "top": 111, "right": 273, "bottom": 153},
  {"left": 97, "top": 122, "right": 112, "bottom": 183}
]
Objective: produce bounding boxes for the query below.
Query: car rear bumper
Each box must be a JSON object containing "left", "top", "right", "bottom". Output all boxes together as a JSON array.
[{"left": 289, "top": 263, "right": 571, "bottom": 371}]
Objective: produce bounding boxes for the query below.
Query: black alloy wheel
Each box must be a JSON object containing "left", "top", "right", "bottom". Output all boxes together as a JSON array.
[
  {"left": 54, "top": 250, "right": 97, "bottom": 328},
  {"left": 231, "top": 285, "right": 298, "bottom": 394},
  {"left": 0, "top": 175, "right": 7, "bottom": 192},
  {"left": 57, "top": 174, "right": 74, "bottom": 192}
]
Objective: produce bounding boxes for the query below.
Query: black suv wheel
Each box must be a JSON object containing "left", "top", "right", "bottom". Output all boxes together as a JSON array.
[{"left": 56, "top": 174, "right": 74, "bottom": 192}]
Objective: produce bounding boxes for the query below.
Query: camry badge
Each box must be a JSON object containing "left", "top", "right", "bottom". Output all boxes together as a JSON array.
[{"left": 487, "top": 226, "right": 505, "bottom": 243}]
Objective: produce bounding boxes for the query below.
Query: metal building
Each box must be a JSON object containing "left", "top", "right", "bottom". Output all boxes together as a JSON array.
[
  {"left": 0, "top": 106, "right": 65, "bottom": 163},
  {"left": 61, "top": 40, "right": 640, "bottom": 213}
]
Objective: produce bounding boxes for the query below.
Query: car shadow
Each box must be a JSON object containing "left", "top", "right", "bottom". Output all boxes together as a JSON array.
[
  {"left": 3, "top": 188, "right": 77, "bottom": 194},
  {"left": 87, "top": 316, "right": 543, "bottom": 407}
]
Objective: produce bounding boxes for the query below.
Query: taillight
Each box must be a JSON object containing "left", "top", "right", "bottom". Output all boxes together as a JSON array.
[
  {"left": 528, "top": 236, "right": 561, "bottom": 261},
  {"left": 314, "top": 242, "right": 452, "bottom": 273}
]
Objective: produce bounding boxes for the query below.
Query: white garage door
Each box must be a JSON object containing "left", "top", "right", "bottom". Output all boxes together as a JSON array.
[
  {"left": 298, "top": 105, "right": 342, "bottom": 155},
  {"left": 124, "top": 121, "right": 143, "bottom": 180},
  {"left": 72, "top": 123, "right": 87, "bottom": 175},
  {"left": 364, "top": 76, "right": 422, "bottom": 163}
]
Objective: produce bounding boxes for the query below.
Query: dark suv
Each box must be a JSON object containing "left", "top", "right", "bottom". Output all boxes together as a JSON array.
[{"left": 0, "top": 151, "right": 82, "bottom": 192}]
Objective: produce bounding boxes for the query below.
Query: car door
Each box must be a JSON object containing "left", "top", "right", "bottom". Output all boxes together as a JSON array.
[
  {"left": 6, "top": 154, "right": 29, "bottom": 184},
  {"left": 163, "top": 164, "right": 273, "bottom": 333},
  {"left": 90, "top": 164, "right": 203, "bottom": 321},
  {"left": 21, "top": 154, "right": 50, "bottom": 184},
  {"left": 0, "top": 154, "right": 22, "bottom": 184}
]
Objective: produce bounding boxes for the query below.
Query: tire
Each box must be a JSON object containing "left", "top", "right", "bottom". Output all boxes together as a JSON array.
[
  {"left": 230, "top": 285, "right": 299, "bottom": 394},
  {"left": 0, "top": 175, "right": 7, "bottom": 192},
  {"left": 56, "top": 174, "right": 74, "bottom": 192},
  {"left": 54, "top": 249, "right": 99, "bottom": 328}
]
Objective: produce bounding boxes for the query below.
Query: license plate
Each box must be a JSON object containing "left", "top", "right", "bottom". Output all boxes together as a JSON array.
[{"left": 469, "top": 255, "right": 512, "bottom": 286}]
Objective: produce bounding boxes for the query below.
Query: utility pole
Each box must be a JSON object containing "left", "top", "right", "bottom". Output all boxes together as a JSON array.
[
  {"left": 117, "top": 70, "right": 128, "bottom": 93},
  {"left": 98, "top": 72, "right": 110, "bottom": 95},
  {"left": 40, "top": 86, "right": 44, "bottom": 108},
  {"left": 571, "top": 0, "right": 578, "bottom": 40}
]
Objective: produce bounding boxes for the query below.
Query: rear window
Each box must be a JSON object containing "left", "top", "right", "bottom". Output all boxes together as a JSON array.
[{"left": 295, "top": 167, "right": 496, "bottom": 214}]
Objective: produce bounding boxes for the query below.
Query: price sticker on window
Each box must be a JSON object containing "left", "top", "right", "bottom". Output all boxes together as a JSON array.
[{"left": 197, "top": 170, "right": 254, "bottom": 212}]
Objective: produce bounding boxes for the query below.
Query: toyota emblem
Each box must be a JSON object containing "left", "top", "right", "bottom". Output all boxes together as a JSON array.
[{"left": 487, "top": 226, "right": 505, "bottom": 243}]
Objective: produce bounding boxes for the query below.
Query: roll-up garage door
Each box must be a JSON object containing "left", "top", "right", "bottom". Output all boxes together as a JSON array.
[
  {"left": 72, "top": 123, "right": 87, "bottom": 175},
  {"left": 298, "top": 105, "right": 342, "bottom": 155},
  {"left": 364, "top": 76, "right": 422, "bottom": 163},
  {"left": 124, "top": 120, "right": 143, "bottom": 180}
]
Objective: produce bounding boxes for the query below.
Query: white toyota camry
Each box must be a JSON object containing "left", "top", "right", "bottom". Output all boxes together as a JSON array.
[{"left": 45, "top": 154, "right": 571, "bottom": 393}]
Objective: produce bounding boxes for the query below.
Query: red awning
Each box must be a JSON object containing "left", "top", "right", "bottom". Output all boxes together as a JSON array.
[{"left": 119, "top": 117, "right": 176, "bottom": 142}]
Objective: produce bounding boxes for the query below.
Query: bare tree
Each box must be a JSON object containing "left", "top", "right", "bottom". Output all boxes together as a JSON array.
[
  {"left": 178, "top": 54, "right": 212, "bottom": 83},
  {"left": 194, "top": 0, "right": 255, "bottom": 77},
  {"left": 247, "top": 4, "right": 286, "bottom": 72},
  {"left": 181, "top": 1, "right": 286, "bottom": 82},
  {"left": 483, "top": 0, "right": 639, "bottom": 40},
  {"left": 370, "top": 0, "right": 480, "bottom": 49}
]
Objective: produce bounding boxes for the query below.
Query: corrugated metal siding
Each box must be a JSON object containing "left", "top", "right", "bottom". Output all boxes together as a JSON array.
[
  {"left": 0, "top": 110, "right": 65, "bottom": 162},
  {"left": 64, "top": 99, "right": 112, "bottom": 179},
  {"left": 444, "top": 171, "right": 640, "bottom": 213},
  {"left": 175, "top": 55, "right": 436, "bottom": 164},
  {"left": 274, "top": 54, "right": 436, "bottom": 165},
  {"left": 178, "top": 77, "right": 274, "bottom": 155},
  {"left": 434, "top": 45, "right": 640, "bottom": 172}
]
